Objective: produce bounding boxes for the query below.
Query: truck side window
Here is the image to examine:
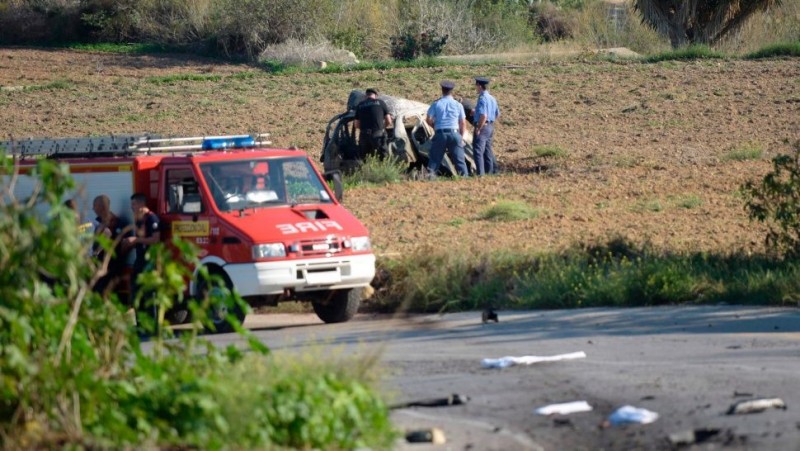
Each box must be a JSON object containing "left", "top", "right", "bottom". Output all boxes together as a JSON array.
[
  {"left": 165, "top": 169, "right": 203, "bottom": 214},
  {"left": 181, "top": 179, "right": 203, "bottom": 214}
]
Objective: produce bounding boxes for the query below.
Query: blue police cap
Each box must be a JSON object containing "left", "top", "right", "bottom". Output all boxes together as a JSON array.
[
  {"left": 440, "top": 80, "right": 455, "bottom": 90},
  {"left": 475, "top": 77, "right": 490, "bottom": 86}
]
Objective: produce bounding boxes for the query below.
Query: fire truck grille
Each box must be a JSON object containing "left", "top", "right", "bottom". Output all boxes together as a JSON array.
[{"left": 296, "top": 238, "right": 341, "bottom": 256}]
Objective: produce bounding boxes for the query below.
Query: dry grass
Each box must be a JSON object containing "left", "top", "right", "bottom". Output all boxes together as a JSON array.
[
  {"left": 717, "top": 0, "right": 800, "bottom": 54},
  {"left": 260, "top": 39, "right": 359, "bottom": 67}
]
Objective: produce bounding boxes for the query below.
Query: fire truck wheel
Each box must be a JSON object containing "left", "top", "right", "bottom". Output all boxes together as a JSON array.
[
  {"left": 312, "top": 288, "right": 361, "bottom": 323},
  {"left": 197, "top": 271, "right": 245, "bottom": 334}
]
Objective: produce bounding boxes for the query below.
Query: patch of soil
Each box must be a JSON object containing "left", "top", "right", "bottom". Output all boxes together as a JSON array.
[{"left": 1, "top": 48, "right": 798, "bottom": 256}]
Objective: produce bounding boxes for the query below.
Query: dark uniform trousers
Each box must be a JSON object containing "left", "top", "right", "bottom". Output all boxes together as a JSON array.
[{"left": 359, "top": 129, "right": 389, "bottom": 159}]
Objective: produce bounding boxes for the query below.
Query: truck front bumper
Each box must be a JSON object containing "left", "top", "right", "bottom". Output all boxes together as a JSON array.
[{"left": 224, "top": 253, "right": 376, "bottom": 297}]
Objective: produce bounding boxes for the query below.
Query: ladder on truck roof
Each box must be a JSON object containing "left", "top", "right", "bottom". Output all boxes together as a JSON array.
[
  {"left": 1, "top": 133, "right": 271, "bottom": 158},
  {"left": 0, "top": 134, "right": 155, "bottom": 158},
  {"left": 133, "top": 133, "right": 271, "bottom": 152}
]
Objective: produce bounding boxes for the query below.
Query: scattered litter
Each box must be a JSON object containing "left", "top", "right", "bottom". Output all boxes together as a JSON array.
[
  {"left": 733, "top": 391, "right": 753, "bottom": 398},
  {"left": 390, "top": 393, "right": 469, "bottom": 409},
  {"left": 481, "top": 351, "right": 587, "bottom": 369},
  {"left": 727, "top": 398, "right": 786, "bottom": 415},
  {"left": 482, "top": 308, "right": 499, "bottom": 323},
  {"left": 640, "top": 395, "right": 656, "bottom": 401},
  {"left": 552, "top": 418, "right": 573, "bottom": 427},
  {"left": 406, "top": 428, "right": 446, "bottom": 444},
  {"left": 667, "top": 428, "right": 721, "bottom": 446},
  {"left": 535, "top": 401, "right": 593, "bottom": 416},
  {"left": 607, "top": 405, "right": 659, "bottom": 425}
]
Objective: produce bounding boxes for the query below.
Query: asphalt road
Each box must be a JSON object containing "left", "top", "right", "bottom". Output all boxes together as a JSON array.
[{"left": 211, "top": 306, "right": 799, "bottom": 450}]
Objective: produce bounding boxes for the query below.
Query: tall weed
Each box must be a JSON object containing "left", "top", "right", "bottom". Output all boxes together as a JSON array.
[{"left": 372, "top": 237, "right": 800, "bottom": 312}]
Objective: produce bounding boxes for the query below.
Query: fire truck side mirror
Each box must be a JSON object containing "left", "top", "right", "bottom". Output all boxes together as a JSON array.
[{"left": 324, "top": 170, "right": 344, "bottom": 202}]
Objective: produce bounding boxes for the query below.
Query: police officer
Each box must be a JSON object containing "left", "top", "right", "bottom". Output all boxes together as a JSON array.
[
  {"left": 425, "top": 80, "right": 469, "bottom": 177},
  {"left": 354, "top": 88, "right": 392, "bottom": 159},
  {"left": 473, "top": 76, "right": 500, "bottom": 175}
]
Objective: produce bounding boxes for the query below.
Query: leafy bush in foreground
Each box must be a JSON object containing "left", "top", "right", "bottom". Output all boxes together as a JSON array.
[{"left": 0, "top": 155, "right": 393, "bottom": 449}]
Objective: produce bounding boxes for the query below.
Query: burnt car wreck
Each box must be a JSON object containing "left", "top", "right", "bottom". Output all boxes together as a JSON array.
[{"left": 322, "top": 90, "right": 479, "bottom": 176}]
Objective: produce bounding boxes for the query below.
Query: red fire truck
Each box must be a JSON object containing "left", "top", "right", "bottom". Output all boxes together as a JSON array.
[{"left": 4, "top": 133, "right": 375, "bottom": 331}]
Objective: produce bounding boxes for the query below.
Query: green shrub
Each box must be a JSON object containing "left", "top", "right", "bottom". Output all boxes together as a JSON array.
[
  {"left": 724, "top": 143, "right": 764, "bottom": 161},
  {"left": 674, "top": 195, "right": 703, "bottom": 209},
  {"left": 532, "top": 144, "right": 568, "bottom": 158},
  {"left": 644, "top": 45, "right": 726, "bottom": 63},
  {"left": 345, "top": 155, "right": 408, "bottom": 186},
  {"left": 370, "top": 237, "right": 800, "bottom": 313},
  {"left": 742, "top": 141, "right": 800, "bottom": 257},
  {"left": 632, "top": 198, "right": 664, "bottom": 213},
  {"left": 79, "top": 0, "right": 142, "bottom": 42},
  {"left": 529, "top": 2, "right": 576, "bottom": 42},
  {"left": 0, "top": 0, "right": 84, "bottom": 44},
  {"left": 0, "top": 153, "right": 393, "bottom": 449},
  {"left": 745, "top": 41, "right": 800, "bottom": 59},
  {"left": 480, "top": 200, "right": 540, "bottom": 222},
  {"left": 390, "top": 29, "right": 448, "bottom": 60}
]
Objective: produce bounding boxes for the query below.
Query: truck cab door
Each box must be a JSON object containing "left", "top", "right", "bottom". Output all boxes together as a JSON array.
[{"left": 159, "top": 164, "right": 216, "bottom": 258}]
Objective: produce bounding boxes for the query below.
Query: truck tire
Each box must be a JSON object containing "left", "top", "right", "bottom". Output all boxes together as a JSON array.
[
  {"left": 312, "top": 288, "right": 362, "bottom": 323},
  {"left": 196, "top": 270, "right": 245, "bottom": 334}
]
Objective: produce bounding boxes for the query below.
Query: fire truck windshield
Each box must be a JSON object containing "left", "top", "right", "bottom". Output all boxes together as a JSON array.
[{"left": 200, "top": 157, "right": 333, "bottom": 212}]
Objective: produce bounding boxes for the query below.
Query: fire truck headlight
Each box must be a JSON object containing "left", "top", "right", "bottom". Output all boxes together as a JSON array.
[
  {"left": 252, "top": 243, "right": 286, "bottom": 259},
  {"left": 349, "top": 236, "right": 371, "bottom": 252}
]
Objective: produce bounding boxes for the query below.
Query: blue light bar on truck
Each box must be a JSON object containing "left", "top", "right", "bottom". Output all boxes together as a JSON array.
[{"left": 202, "top": 136, "right": 256, "bottom": 150}]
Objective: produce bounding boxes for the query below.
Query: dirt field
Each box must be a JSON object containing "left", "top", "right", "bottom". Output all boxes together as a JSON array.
[{"left": 1, "top": 48, "right": 798, "bottom": 257}]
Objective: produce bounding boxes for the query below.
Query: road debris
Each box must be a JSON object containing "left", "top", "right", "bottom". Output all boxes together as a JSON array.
[
  {"left": 406, "top": 428, "right": 447, "bottom": 444},
  {"left": 391, "top": 394, "right": 470, "bottom": 409},
  {"left": 727, "top": 398, "right": 787, "bottom": 415},
  {"left": 481, "top": 351, "right": 587, "bottom": 369},
  {"left": 607, "top": 405, "right": 659, "bottom": 426},
  {"left": 482, "top": 308, "right": 499, "bottom": 323},
  {"left": 667, "top": 428, "right": 721, "bottom": 447},
  {"left": 534, "top": 401, "right": 593, "bottom": 416}
]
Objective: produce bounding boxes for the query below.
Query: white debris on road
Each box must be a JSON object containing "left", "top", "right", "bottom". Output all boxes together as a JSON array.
[
  {"left": 727, "top": 398, "right": 787, "bottom": 415},
  {"left": 608, "top": 405, "right": 659, "bottom": 425},
  {"left": 481, "top": 351, "right": 587, "bottom": 369},
  {"left": 534, "top": 401, "right": 593, "bottom": 416}
]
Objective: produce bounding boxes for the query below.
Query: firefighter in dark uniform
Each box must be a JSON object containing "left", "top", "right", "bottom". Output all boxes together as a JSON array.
[
  {"left": 124, "top": 192, "right": 160, "bottom": 334},
  {"left": 354, "top": 88, "right": 393, "bottom": 159}
]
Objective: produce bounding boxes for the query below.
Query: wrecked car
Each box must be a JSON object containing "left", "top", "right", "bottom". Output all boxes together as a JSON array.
[{"left": 321, "top": 90, "right": 478, "bottom": 176}]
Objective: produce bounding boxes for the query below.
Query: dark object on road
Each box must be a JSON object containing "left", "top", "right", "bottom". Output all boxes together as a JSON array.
[
  {"left": 406, "top": 428, "right": 447, "bottom": 444},
  {"left": 553, "top": 417, "right": 574, "bottom": 428},
  {"left": 482, "top": 307, "right": 499, "bottom": 323},
  {"left": 391, "top": 393, "right": 470, "bottom": 409},
  {"left": 667, "top": 428, "right": 722, "bottom": 447},
  {"left": 727, "top": 398, "right": 787, "bottom": 415},
  {"left": 322, "top": 90, "right": 477, "bottom": 176}
]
